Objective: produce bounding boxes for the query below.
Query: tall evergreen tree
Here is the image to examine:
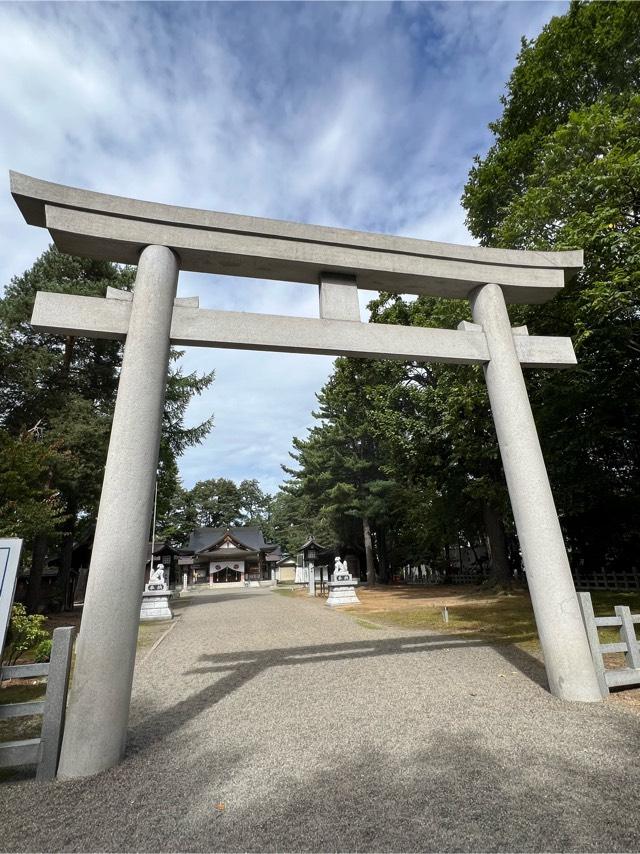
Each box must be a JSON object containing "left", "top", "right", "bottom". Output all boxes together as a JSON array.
[
  {"left": 0, "top": 246, "right": 214, "bottom": 610},
  {"left": 276, "top": 2, "right": 640, "bottom": 586},
  {"left": 463, "top": 0, "right": 640, "bottom": 576},
  {"left": 283, "top": 358, "right": 403, "bottom": 584}
]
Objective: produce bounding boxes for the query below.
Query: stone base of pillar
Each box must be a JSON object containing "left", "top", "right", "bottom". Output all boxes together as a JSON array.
[
  {"left": 140, "top": 589, "right": 173, "bottom": 621},
  {"left": 326, "top": 582, "right": 361, "bottom": 607}
]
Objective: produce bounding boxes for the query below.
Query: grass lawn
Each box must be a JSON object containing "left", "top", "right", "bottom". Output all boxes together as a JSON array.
[
  {"left": 136, "top": 619, "right": 175, "bottom": 649},
  {"left": 342, "top": 585, "right": 640, "bottom": 651}
]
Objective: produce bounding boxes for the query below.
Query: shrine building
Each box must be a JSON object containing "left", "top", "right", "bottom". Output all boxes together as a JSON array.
[{"left": 179, "top": 526, "right": 282, "bottom": 585}]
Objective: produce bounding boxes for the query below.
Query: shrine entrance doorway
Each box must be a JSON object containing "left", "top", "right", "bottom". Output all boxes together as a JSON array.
[{"left": 210, "top": 565, "right": 243, "bottom": 585}]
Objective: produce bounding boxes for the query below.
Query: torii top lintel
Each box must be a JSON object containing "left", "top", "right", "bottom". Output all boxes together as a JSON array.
[{"left": 10, "top": 171, "right": 581, "bottom": 304}]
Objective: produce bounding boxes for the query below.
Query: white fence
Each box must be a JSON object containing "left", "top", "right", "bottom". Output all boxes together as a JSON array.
[
  {"left": 400, "top": 564, "right": 483, "bottom": 585},
  {"left": 0, "top": 626, "right": 75, "bottom": 780}
]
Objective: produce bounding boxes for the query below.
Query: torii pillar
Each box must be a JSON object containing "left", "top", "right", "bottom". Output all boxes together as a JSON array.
[
  {"left": 471, "top": 284, "right": 599, "bottom": 699},
  {"left": 57, "top": 245, "right": 179, "bottom": 777}
]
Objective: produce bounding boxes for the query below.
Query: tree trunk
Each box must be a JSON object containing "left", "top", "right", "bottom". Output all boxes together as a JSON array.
[
  {"left": 362, "top": 516, "right": 376, "bottom": 586},
  {"left": 376, "top": 526, "right": 390, "bottom": 583},
  {"left": 444, "top": 543, "right": 453, "bottom": 583},
  {"left": 482, "top": 502, "right": 512, "bottom": 587},
  {"left": 56, "top": 501, "right": 77, "bottom": 611},
  {"left": 26, "top": 533, "right": 48, "bottom": 613},
  {"left": 58, "top": 531, "right": 75, "bottom": 611},
  {"left": 62, "top": 336, "right": 76, "bottom": 374}
]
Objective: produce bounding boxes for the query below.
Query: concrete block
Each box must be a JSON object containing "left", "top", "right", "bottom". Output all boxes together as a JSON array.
[
  {"left": 140, "top": 590, "right": 173, "bottom": 621},
  {"left": 319, "top": 273, "right": 360, "bottom": 321}
]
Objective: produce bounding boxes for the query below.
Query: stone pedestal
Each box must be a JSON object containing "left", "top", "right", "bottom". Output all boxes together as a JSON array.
[
  {"left": 326, "top": 580, "right": 361, "bottom": 607},
  {"left": 308, "top": 564, "right": 316, "bottom": 597},
  {"left": 140, "top": 588, "right": 173, "bottom": 621}
]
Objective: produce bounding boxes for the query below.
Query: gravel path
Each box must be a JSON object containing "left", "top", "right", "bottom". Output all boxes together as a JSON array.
[{"left": 1, "top": 587, "right": 639, "bottom": 852}]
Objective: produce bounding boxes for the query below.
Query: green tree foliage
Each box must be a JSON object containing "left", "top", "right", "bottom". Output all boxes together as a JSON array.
[
  {"left": 0, "top": 246, "right": 214, "bottom": 610},
  {"left": 282, "top": 358, "right": 407, "bottom": 584},
  {"left": 1, "top": 604, "right": 49, "bottom": 666},
  {"left": 238, "top": 478, "right": 273, "bottom": 526},
  {"left": 367, "top": 295, "right": 513, "bottom": 584},
  {"left": 160, "top": 477, "right": 272, "bottom": 541},
  {"left": 464, "top": 1, "right": 640, "bottom": 242},
  {"left": 279, "top": 2, "right": 639, "bottom": 584},
  {"left": 0, "top": 430, "right": 66, "bottom": 540},
  {"left": 463, "top": 0, "right": 640, "bottom": 575},
  {"left": 265, "top": 488, "right": 335, "bottom": 556},
  {"left": 281, "top": 298, "right": 514, "bottom": 584},
  {"left": 187, "top": 478, "right": 243, "bottom": 528}
]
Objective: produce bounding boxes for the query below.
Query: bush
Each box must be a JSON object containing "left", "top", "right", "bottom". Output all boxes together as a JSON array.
[
  {"left": 33, "top": 638, "right": 52, "bottom": 663},
  {"left": 1, "top": 604, "right": 49, "bottom": 666}
]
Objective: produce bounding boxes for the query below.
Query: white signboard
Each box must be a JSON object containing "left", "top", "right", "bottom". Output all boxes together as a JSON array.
[{"left": 0, "top": 538, "right": 23, "bottom": 654}]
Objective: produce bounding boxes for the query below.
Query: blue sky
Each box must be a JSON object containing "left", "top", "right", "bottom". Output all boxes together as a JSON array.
[{"left": 0, "top": 1, "right": 566, "bottom": 494}]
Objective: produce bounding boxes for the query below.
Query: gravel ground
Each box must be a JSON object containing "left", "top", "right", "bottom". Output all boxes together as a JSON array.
[{"left": 1, "top": 586, "right": 639, "bottom": 853}]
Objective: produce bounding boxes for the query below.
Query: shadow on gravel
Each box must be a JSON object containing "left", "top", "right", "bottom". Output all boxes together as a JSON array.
[
  {"left": 491, "top": 642, "right": 547, "bottom": 689},
  {"left": 128, "top": 635, "right": 546, "bottom": 753},
  {"left": 189, "top": 731, "right": 640, "bottom": 853},
  {"left": 5, "top": 728, "right": 639, "bottom": 852}
]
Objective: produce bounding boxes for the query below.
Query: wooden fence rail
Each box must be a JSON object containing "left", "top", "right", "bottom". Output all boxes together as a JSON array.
[
  {"left": 0, "top": 625, "right": 75, "bottom": 780},
  {"left": 577, "top": 592, "right": 640, "bottom": 697}
]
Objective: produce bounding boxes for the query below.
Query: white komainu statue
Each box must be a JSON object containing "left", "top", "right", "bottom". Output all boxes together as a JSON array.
[
  {"left": 149, "top": 562, "right": 166, "bottom": 588},
  {"left": 333, "top": 556, "right": 351, "bottom": 582}
]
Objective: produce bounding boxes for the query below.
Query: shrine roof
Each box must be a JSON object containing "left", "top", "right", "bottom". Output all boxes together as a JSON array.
[
  {"left": 145, "top": 541, "right": 190, "bottom": 563},
  {"left": 298, "top": 537, "right": 325, "bottom": 553},
  {"left": 187, "top": 526, "right": 267, "bottom": 553}
]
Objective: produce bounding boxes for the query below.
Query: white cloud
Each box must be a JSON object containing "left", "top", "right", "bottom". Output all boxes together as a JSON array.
[{"left": 0, "top": 0, "right": 567, "bottom": 493}]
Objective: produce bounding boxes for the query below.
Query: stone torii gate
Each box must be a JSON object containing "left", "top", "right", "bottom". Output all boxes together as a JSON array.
[{"left": 10, "top": 171, "right": 602, "bottom": 779}]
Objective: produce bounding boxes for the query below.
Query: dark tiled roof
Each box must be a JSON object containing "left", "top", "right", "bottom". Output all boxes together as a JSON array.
[
  {"left": 146, "top": 541, "right": 189, "bottom": 563},
  {"left": 187, "top": 526, "right": 267, "bottom": 553},
  {"left": 298, "top": 537, "right": 325, "bottom": 553}
]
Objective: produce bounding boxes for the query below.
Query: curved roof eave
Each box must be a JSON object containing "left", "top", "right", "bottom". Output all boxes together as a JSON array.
[{"left": 10, "top": 171, "right": 583, "bottom": 304}]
